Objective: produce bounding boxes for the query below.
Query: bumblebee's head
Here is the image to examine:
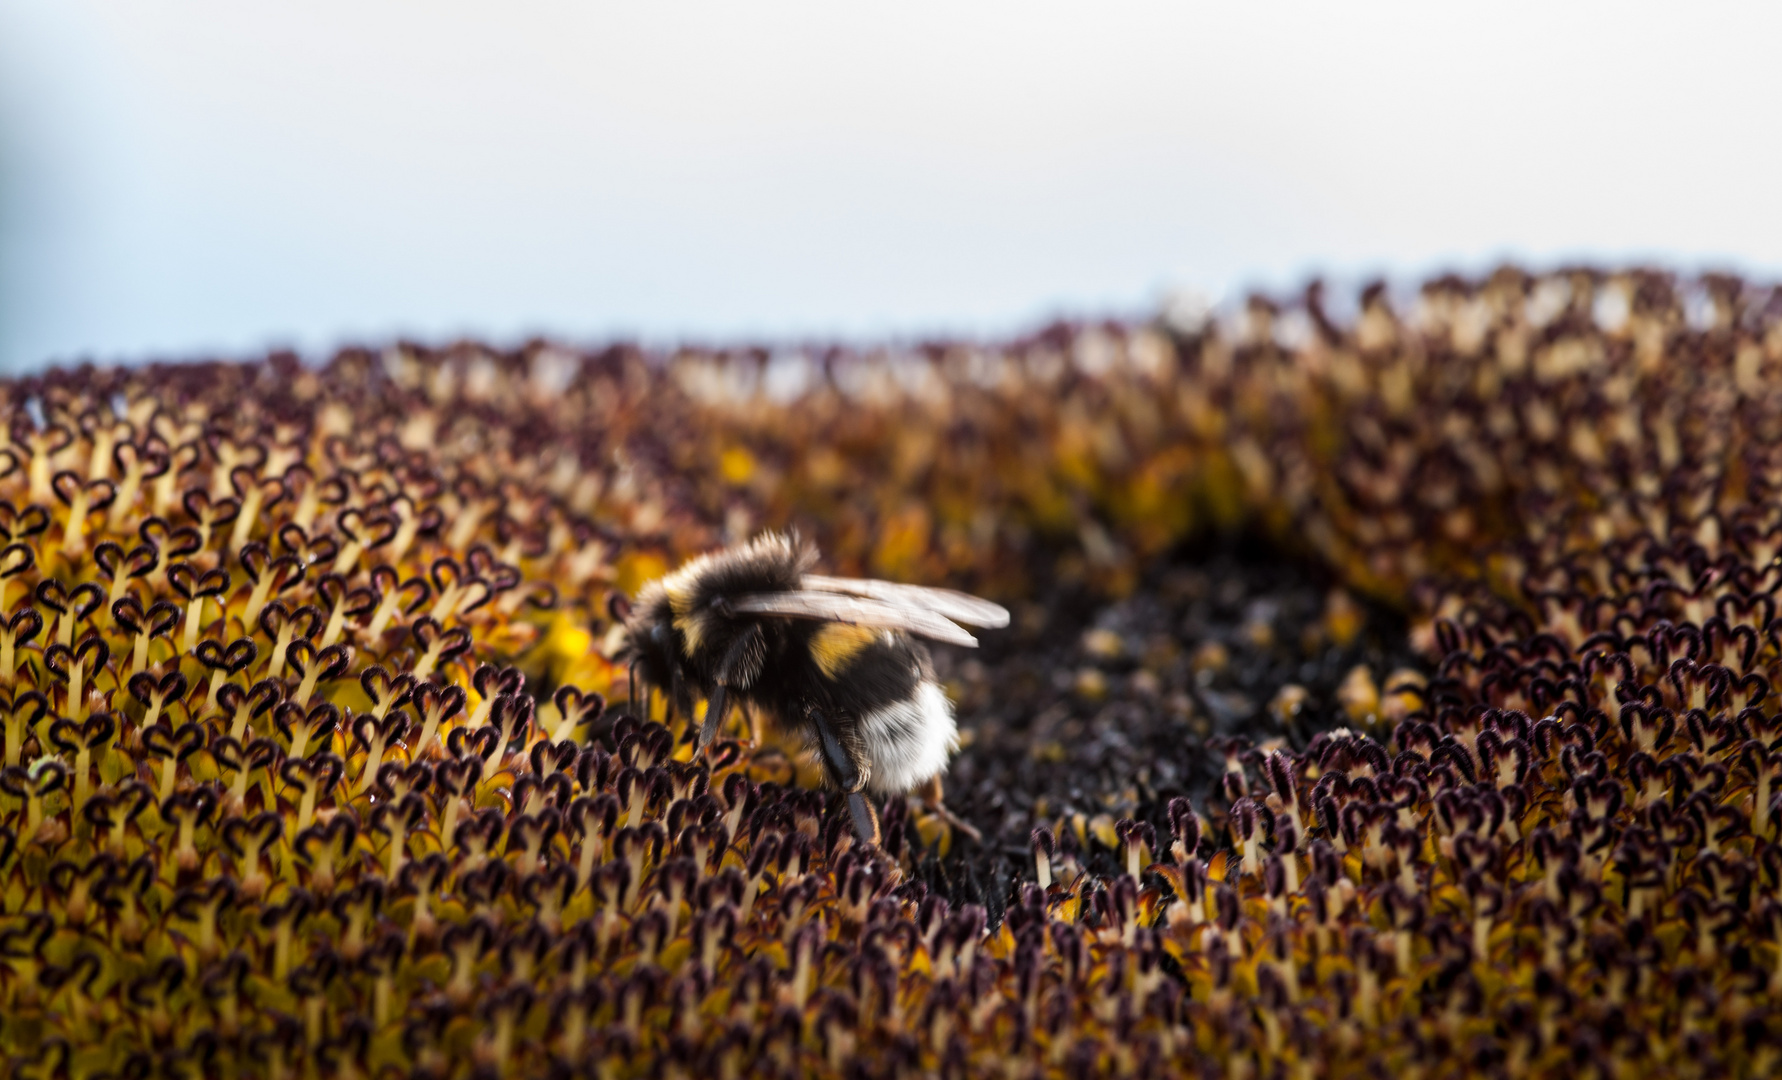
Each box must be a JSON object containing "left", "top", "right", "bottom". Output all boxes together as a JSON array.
[
  {"left": 614, "top": 532, "right": 815, "bottom": 717},
  {"left": 614, "top": 581, "right": 679, "bottom": 693}
]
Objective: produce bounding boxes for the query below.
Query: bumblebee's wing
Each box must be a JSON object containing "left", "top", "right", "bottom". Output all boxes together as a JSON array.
[
  {"left": 800, "top": 574, "right": 1011, "bottom": 629},
  {"left": 730, "top": 591, "right": 982, "bottom": 647}
]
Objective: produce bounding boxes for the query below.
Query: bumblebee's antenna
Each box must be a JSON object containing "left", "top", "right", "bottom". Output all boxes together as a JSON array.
[{"left": 627, "top": 659, "right": 640, "bottom": 719}]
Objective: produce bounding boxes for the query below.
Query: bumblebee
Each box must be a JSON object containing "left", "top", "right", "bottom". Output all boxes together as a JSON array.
[{"left": 617, "top": 532, "right": 1008, "bottom": 844}]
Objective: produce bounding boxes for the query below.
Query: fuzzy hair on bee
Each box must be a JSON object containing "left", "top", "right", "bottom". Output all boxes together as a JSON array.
[{"left": 617, "top": 532, "right": 1008, "bottom": 844}]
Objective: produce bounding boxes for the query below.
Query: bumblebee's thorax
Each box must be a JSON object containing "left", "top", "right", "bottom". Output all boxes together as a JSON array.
[{"left": 658, "top": 533, "right": 810, "bottom": 658}]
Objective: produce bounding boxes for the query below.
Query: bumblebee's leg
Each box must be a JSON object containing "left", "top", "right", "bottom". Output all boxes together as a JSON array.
[
  {"left": 812, "top": 716, "right": 861, "bottom": 790},
  {"left": 846, "top": 792, "right": 881, "bottom": 847},
  {"left": 917, "top": 774, "right": 983, "bottom": 844},
  {"left": 669, "top": 663, "right": 693, "bottom": 729},
  {"left": 699, "top": 684, "right": 728, "bottom": 752},
  {"left": 740, "top": 700, "right": 762, "bottom": 746},
  {"left": 701, "top": 624, "right": 766, "bottom": 751},
  {"left": 809, "top": 707, "right": 880, "bottom": 845}
]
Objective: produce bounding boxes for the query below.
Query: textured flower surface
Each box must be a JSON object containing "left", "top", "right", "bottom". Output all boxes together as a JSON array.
[{"left": 3, "top": 268, "right": 1782, "bottom": 1078}]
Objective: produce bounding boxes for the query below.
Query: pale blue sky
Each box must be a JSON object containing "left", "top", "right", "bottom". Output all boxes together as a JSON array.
[{"left": 1, "top": 2, "right": 1778, "bottom": 371}]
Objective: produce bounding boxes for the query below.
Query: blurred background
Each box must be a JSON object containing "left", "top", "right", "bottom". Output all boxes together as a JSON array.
[{"left": 1, "top": 1, "right": 1778, "bottom": 373}]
